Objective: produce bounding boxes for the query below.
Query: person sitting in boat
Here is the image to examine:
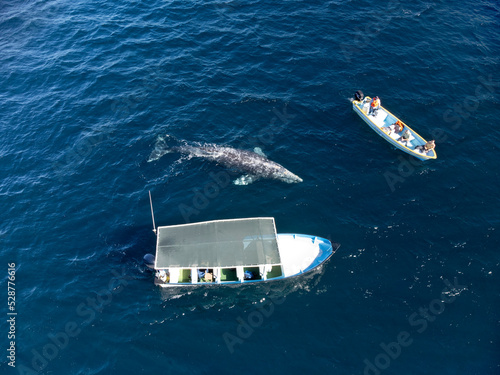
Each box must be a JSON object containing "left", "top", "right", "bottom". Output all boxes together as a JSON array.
[
  {"left": 198, "top": 269, "right": 208, "bottom": 280},
  {"left": 157, "top": 270, "right": 169, "bottom": 283},
  {"left": 394, "top": 120, "right": 404, "bottom": 132},
  {"left": 415, "top": 140, "right": 436, "bottom": 153},
  {"left": 398, "top": 129, "right": 412, "bottom": 145},
  {"left": 383, "top": 120, "right": 404, "bottom": 135},
  {"left": 244, "top": 270, "right": 254, "bottom": 280},
  {"left": 368, "top": 96, "right": 381, "bottom": 116}
]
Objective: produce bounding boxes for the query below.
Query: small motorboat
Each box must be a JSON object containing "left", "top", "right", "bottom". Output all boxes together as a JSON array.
[
  {"left": 352, "top": 90, "right": 437, "bottom": 160},
  {"left": 143, "top": 217, "right": 339, "bottom": 287}
]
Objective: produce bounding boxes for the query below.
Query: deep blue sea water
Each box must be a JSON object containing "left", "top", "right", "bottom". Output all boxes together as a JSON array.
[{"left": 1, "top": 0, "right": 499, "bottom": 374}]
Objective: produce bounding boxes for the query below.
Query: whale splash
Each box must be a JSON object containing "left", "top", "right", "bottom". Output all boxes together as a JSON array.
[{"left": 148, "top": 135, "right": 303, "bottom": 185}]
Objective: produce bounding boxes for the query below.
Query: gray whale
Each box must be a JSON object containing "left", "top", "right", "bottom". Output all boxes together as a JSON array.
[{"left": 148, "top": 136, "right": 303, "bottom": 185}]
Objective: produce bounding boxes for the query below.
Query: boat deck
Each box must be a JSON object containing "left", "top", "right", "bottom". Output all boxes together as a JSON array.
[{"left": 278, "top": 234, "right": 320, "bottom": 276}]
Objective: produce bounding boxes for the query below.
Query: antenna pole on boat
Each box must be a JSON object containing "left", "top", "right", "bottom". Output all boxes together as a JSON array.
[{"left": 149, "top": 190, "right": 157, "bottom": 235}]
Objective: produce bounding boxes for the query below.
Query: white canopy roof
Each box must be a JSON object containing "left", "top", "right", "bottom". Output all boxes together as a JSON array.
[{"left": 154, "top": 217, "right": 281, "bottom": 268}]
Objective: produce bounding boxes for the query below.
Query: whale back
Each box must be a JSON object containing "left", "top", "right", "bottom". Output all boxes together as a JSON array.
[{"left": 149, "top": 137, "right": 302, "bottom": 183}]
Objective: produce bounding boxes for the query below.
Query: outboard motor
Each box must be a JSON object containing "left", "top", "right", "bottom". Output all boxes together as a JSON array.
[
  {"left": 354, "top": 90, "right": 364, "bottom": 102},
  {"left": 143, "top": 253, "right": 156, "bottom": 270}
]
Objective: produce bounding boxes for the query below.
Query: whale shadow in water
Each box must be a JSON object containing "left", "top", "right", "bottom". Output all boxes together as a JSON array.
[{"left": 148, "top": 135, "right": 303, "bottom": 185}]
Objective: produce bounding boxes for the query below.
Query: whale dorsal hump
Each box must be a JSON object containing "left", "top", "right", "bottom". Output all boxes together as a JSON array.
[{"left": 253, "top": 147, "right": 266, "bottom": 158}]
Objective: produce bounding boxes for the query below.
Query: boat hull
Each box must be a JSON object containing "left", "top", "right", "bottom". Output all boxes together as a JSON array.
[
  {"left": 352, "top": 97, "right": 437, "bottom": 160},
  {"left": 153, "top": 234, "right": 338, "bottom": 287}
]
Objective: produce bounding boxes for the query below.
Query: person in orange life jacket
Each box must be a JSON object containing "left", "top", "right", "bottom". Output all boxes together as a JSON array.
[
  {"left": 368, "top": 96, "right": 380, "bottom": 116},
  {"left": 383, "top": 120, "right": 404, "bottom": 135}
]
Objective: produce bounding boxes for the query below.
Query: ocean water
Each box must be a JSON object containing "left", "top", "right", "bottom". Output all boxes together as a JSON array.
[{"left": 1, "top": 0, "right": 499, "bottom": 374}]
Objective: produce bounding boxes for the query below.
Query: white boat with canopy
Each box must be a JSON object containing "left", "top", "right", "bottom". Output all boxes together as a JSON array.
[{"left": 143, "top": 217, "right": 338, "bottom": 287}]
